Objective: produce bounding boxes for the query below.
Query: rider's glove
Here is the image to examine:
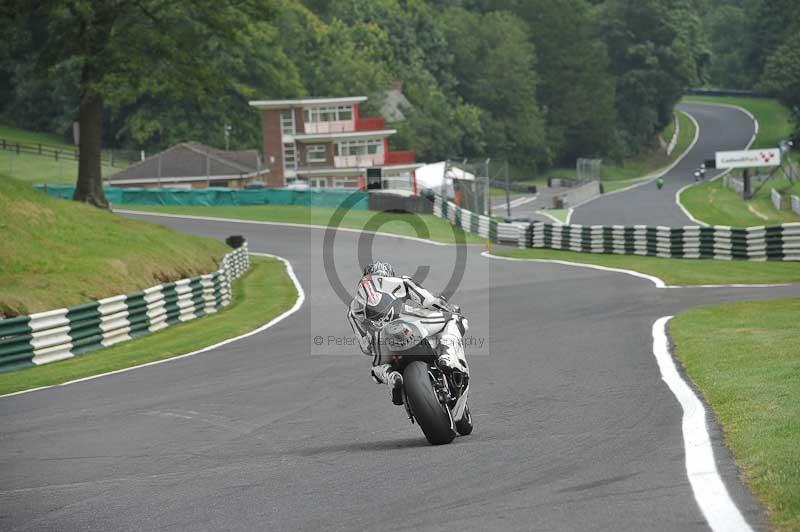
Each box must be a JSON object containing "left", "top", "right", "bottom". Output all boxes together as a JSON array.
[
  {"left": 437, "top": 295, "right": 460, "bottom": 314},
  {"left": 358, "top": 334, "right": 373, "bottom": 356}
]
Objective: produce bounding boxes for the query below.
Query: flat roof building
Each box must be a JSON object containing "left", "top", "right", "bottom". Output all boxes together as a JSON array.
[{"left": 249, "top": 96, "right": 421, "bottom": 189}]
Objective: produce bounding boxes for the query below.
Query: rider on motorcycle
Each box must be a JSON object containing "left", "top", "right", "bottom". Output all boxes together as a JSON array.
[{"left": 347, "top": 261, "right": 469, "bottom": 403}]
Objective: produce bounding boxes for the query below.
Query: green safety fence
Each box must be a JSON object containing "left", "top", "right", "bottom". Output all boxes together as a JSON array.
[{"left": 34, "top": 184, "right": 369, "bottom": 209}]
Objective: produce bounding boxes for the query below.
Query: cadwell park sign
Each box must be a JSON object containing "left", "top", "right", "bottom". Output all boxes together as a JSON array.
[{"left": 715, "top": 148, "right": 781, "bottom": 169}]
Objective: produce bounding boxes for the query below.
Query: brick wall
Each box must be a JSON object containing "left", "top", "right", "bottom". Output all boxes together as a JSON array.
[
  {"left": 261, "top": 109, "right": 284, "bottom": 187},
  {"left": 293, "top": 108, "right": 305, "bottom": 134}
]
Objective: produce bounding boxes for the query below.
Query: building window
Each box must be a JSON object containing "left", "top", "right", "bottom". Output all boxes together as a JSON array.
[
  {"left": 307, "top": 144, "right": 327, "bottom": 163},
  {"left": 337, "top": 105, "right": 353, "bottom": 121},
  {"left": 280, "top": 110, "right": 295, "bottom": 135},
  {"left": 334, "top": 139, "right": 383, "bottom": 156},
  {"left": 304, "top": 105, "right": 354, "bottom": 123},
  {"left": 309, "top": 177, "right": 328, "bottom": 188},
  {"left": 283, "top": 142, "right": 296, "bottom": 170}
]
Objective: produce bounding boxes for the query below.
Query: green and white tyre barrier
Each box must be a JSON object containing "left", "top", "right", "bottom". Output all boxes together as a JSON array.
[
  {"left": 524, "top": 222, "right": 800, "bottom": 261},
  {"left": 432, "top": 192, "right": 800, "bottom": 260},
  {"left": 0, "top": 244, "right": 250, "bottom": 372},
  {"left": 433, "top": 194, "right": 524, "bottom": 246}
]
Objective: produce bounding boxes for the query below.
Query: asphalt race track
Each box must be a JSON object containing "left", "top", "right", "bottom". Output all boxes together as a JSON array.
[
  {"left": 1, "top": 104, "right": 794, "bottom": 531},
  {"left": 571, "top": 102, "right": 756, "bottom": 227}
]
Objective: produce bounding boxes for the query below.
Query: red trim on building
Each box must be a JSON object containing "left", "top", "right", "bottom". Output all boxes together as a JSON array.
[
  {"left": 384, "top": 150, "right": 416, "bottom": 165},
  {"left": 357, "top": 116, "right": 386, "bottom": 131},
  {"left": 353, "top": 103, "right": 360, "bottom": 130}
]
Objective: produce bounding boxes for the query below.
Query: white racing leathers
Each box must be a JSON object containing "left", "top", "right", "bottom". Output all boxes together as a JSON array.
[{"left": 347, "top": 274, "right": 469, "bottom": 385}]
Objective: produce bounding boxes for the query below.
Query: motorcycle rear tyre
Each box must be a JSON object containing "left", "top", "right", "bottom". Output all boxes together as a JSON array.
[{"left": 403, "top": 361, "right": 456, "bottom": 445}]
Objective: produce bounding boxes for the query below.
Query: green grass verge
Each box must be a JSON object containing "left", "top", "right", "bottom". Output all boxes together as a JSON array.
[
  {"left": 0, "top": 256, "right": 296, "bottom": 396},
  {"left": 121, "top": 204, "right": 486, "bottom": 244},
  {"left": 670, "top": 298, "right": 800, "bottom": 531},
  {"left": 0, "top": 176, "right": 229, "bottom": 316},
  {"left": 492, "top": 248, "right": 800, "bottom": 286},
  {"left": 681, "top": 177, "right": 800, "bottom": 227},
  {"left": 682, "top": 95, "right": 794, "bottom": 150},
  {"left": 537, "top": 209, "right": 569, "bottom": 223},
  {"left": 663, "top": 114, "right": 676, "bottom": 144}
]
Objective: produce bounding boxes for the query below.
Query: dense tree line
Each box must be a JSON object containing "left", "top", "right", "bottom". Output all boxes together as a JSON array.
[
  {"left": 1, "top": 0, "right": 731, "bottom": 203},
  {"left": 701, "top": 0, "right": 800, "bottom": 138}
]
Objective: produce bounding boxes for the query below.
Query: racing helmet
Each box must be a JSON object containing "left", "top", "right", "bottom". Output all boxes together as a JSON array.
[
  {"left": 356, "top": 275, "right": 401, "bottom": 329},
  {"left": 362, "top": 261, "right": 395, "bottom": 277}
]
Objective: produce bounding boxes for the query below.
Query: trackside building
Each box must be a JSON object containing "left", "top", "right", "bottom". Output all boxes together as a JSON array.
[{"left": 248, "top": 96, "right": 421, "bottom": 189}]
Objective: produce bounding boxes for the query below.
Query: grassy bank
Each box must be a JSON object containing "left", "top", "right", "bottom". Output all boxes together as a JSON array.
[
  {"left": 0, "top": 124, "right": 73, "bottom": 148},
  {"left": 0, "top": 124, "right": 130, "bottom": 184},
  {"left": 0, "top": 256, "right": 296, "bottom": 395},
  {"left": 120, "top": 204, "right": 485, "bottom": 244},
  {"left": 670, "top": 298, "right": 800, "bottom": 531},
  {"left": 681, "top": 177, "right": 800, "bottom": 226},
  {"left": 0, "top": 176, "right": 229, "bottom": 316},
  {"left": 491, "top": 247, "right": 800, "bottom": 286},
  {"left": 0, "top": 150, "right": 80, "bottom": 184}
]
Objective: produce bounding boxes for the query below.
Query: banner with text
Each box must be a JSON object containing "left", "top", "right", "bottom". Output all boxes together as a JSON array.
[{"left": 715, "top": 148, "right": 780, "bottom": 169}]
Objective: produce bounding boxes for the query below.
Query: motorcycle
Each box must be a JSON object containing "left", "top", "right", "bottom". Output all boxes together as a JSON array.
[{"left": 372, "top": 301, "right": 473, "bottom": 445}]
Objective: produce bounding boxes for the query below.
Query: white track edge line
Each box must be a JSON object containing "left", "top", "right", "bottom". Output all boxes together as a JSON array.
[
  {"left": 569, "top": 109, "right": 702, "bottom": 219},
  {"left": 675, "top": 102, "right": 759, "bottom": 227},
  {"left": 652, "top": 316, "right": 754, "bottom": 532},
  {"left": 534, "top": 210, "right": 565, "bottom": 225},
  {"left": 482, "top": 252, "right": 796, "bottom": 290},
  {"left": 564, "top": 207, "right": 576, "bottom": 225},
  {"left": 493, "top": 195, "right": 538, "bottom": 211},
  {"left": 480, "top": 251, "right": 666, "bottom": 288},
  {"left": 0, "top": 252, "right": 306, "bottom": 399},
  {"left": 115, "top": 209, "right": 482, "bottom": 247}
]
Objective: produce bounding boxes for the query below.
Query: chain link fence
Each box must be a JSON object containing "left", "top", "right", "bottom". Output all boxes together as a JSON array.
[
  {"left": 446, "top": 159, "right": 490, "bottom": 215},
  {"left": 576, "top": 158, "right": 602, "bottom": 183}
]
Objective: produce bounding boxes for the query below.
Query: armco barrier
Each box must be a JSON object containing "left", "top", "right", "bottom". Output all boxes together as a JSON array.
[
  {"left": 523, "top": 222, "right": 800, "bottom": 261},
  {"left": 35, "top": 185, "right": 369, "bottom": 209},
  {"left": 724, "top": 174, "right": 744, "bottom": 194},
  {"left": 666, "top": 113, "right": 679, "bottom": 156},
  {"left": 0, "top": 244, "right": 250, "bottom": 372},
  {"left": 771, "top": 188, "right": 782, "bottom": 210}
]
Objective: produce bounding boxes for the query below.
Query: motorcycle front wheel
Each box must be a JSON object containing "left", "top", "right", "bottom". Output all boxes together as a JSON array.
[
  {"left": 455, "top": 403, "right": 473, "bottom": 435},
  {"left": 403, "top": 361, "right": 456, "bottom": 445}
]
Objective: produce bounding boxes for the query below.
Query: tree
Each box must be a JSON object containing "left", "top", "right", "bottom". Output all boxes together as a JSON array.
[
  {"left": 600, "top": 0, "right": 703, "bottom": 155},
  {"left": 761, "top": 32, "right": 800, "bottom": 139},
  {"left": 6, "top": 0, "right": 277, "bottom": 208},
  {"left": 443, "top": 8, "right": 548, "bottom": 170},
  {"left": 107, "top": 19, "right": 303, "bottom": 153},
  {"left": 507, "top": 0, "right": 617, "bottom": 162}
]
